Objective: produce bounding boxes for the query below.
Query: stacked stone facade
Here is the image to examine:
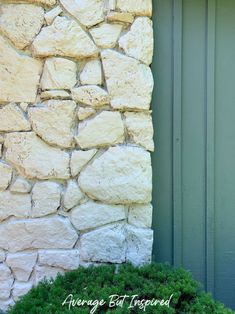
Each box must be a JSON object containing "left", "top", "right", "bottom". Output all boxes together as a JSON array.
[{"left": 0, "top": 0, "right": 154, "bottom": 310}]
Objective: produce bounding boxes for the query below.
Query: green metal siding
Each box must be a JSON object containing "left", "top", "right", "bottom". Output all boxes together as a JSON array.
[{"left": 152, "top": 0, "right": 235, "bottom": 309}]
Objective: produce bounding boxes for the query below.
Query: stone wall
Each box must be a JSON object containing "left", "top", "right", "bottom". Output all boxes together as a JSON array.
[{"left": 0, "top": 0, "right": 154, "bottom": 310}]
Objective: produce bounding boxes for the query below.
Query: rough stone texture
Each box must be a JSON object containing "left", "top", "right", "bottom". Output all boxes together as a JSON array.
[
  {"left": 38, "top": 249, "right": 79, "bottom": 270},
  {"left": 70, "top": 149, "right": 97, "bottom": 177},
  {"left": 32, "top": 181, "right": 61, "bottom": 218},
  {"left": 45, "top": 6, "right": 63, "bottom": 25},
  {"left": 59, "top": 0, "right": 105, "bottom": 28},
  {"left": 29, "top": 100, "right": 76, "bottom": 148},
  {"left": 0, "top": 264, "right": 13, "bottom": 300},
  {"left": 0, "top": 217, "right": 78, "bottom": 252},
  {"left": 6, "top": 252, "right": 37, "bottom": 282},
  {"left": 19, "top": 102, "right": 29, "bottom": 112},
  {"left": 32, "top": 16, "right": 99, "bottom": 59},
  {"left": 101, "top": 49, "right": 153, "bottom": 110},
  {"left": 0, "top": 191, "right": 31, "bottom": 222},
  {"left": 5, "top": 132, "right": 70, "bottom": 180},
  {"left": 0, "top": 103, "right": 31, "bottom": 132},
  {"left": 0, "top": 4, "right": 44, "bottom": 50},
  {"left": 12, "top": 281, "right": 33, "bottom": 302},
  {"left": 72, "top": 86, "right": 109, "bottom": 107},
  {"left": 0, "top": 250, "right": 5, "bottom": 262},
  {"left": 128, "top": 204, "right": 152, "bottom": 228},
  {"left": 119, "top": 17, "right": 153, "bottom": 65},
  {"left": 80, "top": 60, "right": 103, "bottom": 86},
  {"left": 0, "top": 162, "right": 12, "bottom": 192},
  {"left": 71, "top": 201, "right": 126, "bottom": 231},
  {"left": 41, "top": 58, "right": 77, "bottom": 90},
  {"left": 10, "top": 177, "right": 32, "bottom": 194},
  {"left": 107, "top": 11, "right": 134, "bottom": 24},
  {"left": 79, "top": 146, "right": 152, "bottom": 204},
  {"left": 76, "top": 111, "right": 124, "bottom": 149},
  {"left": 20, "top": 0, "right": 56, "bottom": 6},
  {"left": 0, "top": 36, "right": 42, "bottom": 103},
  {"left": 77, "top": 107, "right": 96, "bottom": 121},
  {"left": 124, "top": 111, "right": 154, "bottom": 151},
  {"left": 40, "top": 90, "right": 71, "bottom": 100},
  {"left": 90, "top": 23, "right": 123, "bottom": 48},
  {"left": 80, "top": 224, "right": 126, "bottom": 263},
  {"left": 0, "top": 299, "right": 15, "bottom": 312},
  {"left": 64, "top": 180, "right": 84, "bottom": 211},
  {"left": 126, "top": 225, "right": 153, "bottom": 265},
  {"left": 116, "top": 0, "right": 152, "bottom": 17},
  {"left": 34, "top": 265, "right": 64, "bottom": 284}
]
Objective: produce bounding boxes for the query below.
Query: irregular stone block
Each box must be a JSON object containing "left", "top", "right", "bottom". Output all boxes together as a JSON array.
[
  {"left": 0, "top": 103, "right": 31, "bottom": 132},
  {"left": 72, "top": 86, "right": 109, "bottom": 107},
  {"left": 70, "top": 149, "right": 97, "bottom": 177},
  {"left": 80, "top": 224, "right": 126, "bottom": 263},
  {"left": 128, "top": 204, "right": 152, "bottom": 228},
  {"left": 64, "top": 180, "right": 84, "bottom": 211},
  {"left": 34, "top": 265, "right": 64, "bottom": 284},
  {"left": 71, "top": 200, "right": 126, "bottom": 231},
  {"left": 77, "top": 107, "right": 96, "bottom": 121},
  {"left": 101, "top": 49, "right": 153, "bottom": 110},
  {"left": 5, "top": 132, "right": 70, "bottom": 180},
  {"left": 21, "top": 0, "right": 56, "bottom": 6},
  {"left": 29, "top": 100, "right": 76, "bottom": 148},
  {"left": 116, "top": 0, "right": 152, "bottom": 17},
  {"left": 38, "top": 249, "right": 79, "bottom": 270},
  {"left": 0, "top": 4, "right": 44, "bottom": 49},
  {"left": 80, "top": 59, "right": 102, "bottom": 86},
  {"left": 41, "top": 58, "right": 77, "bottom": 90},
  {"left": 90, "top": 23, "right": 123, "bottom": 48},
  {"left": 124, "top": 111, "right": 154, "bottom": 151},
  {"left": 0, "top": 36, "right": 42, "bottom": 103},
  {"left": 45, "top": 6, "right": 63, "bottom": 25},
  {"left": 6, "top": 252, "right": 37, "bottom": 282},
  {"left": 0, "top": 191, "right": 31, "bottom": 222},
  {"left": 32, "top": 16, "right": 98, "bottom": 59},
  {"left": 59, "top": 0, "right": 105, "bottom": 28},
  {"left": 0, "top": 250, "right": 5, "bottom": 262},
  {"left": 0, "top": 264, "right": 13, "bottom": 300},
  {"left": 32, "top": 181, "right": 61, "bottom": 218},
  {"left": 79, "top": 146, "right": 152, "bottom": 204},
  {"left": 119, "top": 17, "right": 153, "bottom": 65},
  {"left": 76, "top": 111, "right": 124, "bottom": 149},
  {"left": 10, "top": 177, "right": 32, "bottom": 194},
  {"left": 12, "top": 281, "right": 33, "bottom": 302},
  {"left": 0, "top": 298, "right": 15, "bottom": 312},
  {"left": 0, "top": 217, "right": 78, "bottom": 252},
  {"left": 0, "top": 162, "right": 12, "bottom": 191},
  {"left": 107, "top": 11, "right": 134, "bottom": 24},
  {"left": 40, "top": 90, "right": 71, "bottom": 100}
]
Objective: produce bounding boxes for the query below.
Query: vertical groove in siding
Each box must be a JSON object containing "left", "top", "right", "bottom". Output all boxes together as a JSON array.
[
  {"left": 173, "top": 0, "right": 183, "bottom": 267},
  {"left": 206, "top": 0, "right": 216, "bottom": 294}
]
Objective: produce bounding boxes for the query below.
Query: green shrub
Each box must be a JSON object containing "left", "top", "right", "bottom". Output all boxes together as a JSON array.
[{"left": 8, "top": 263, "right": 234, "bottom": 314}]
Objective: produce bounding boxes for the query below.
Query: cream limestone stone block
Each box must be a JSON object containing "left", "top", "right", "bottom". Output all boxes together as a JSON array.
[
  {"left": 0, "top": 135, "right": 4, "bottom": 144},
  {"left": 0, "top": 217, "right": 78, "bottom": 252},
  {"left": 32, "top": 16, "right": 99, "bottom": 59},
  {"left": 80, "top": 60, "right": 102, "bottom": 86},
  {"left": 20, "top": 0, "right": 56, "bottom": 7},
  {"left": 41, "top": 90, "right": 70, "bottom": 100},
  {"left": 124, "top": 111, "right": 154, "bottom": 151},
  {"left": 32, "top": 181, "right": 61, "bottom": 218},
  {"left": 0, "top": 191, "right": 31, "bottom": 222},
  {"left": 101, "top": 49, "right": 153, "bottom": 110},
  {"left": 0, "top": 36, "right": 42, "bottom": 103},
  {"left": 19, "top": 102, "right": 29, "bottom": 112},
  {"left": 116, "top": 0, "right": 152, "bottom": 17},
  {"left": 45, "top": 6, "right": 63, "bottom": 25},
  {"left": 0, "top": 250, "right": 5, "bottom": 262},
  {"left": 80, "top": 224, "right": 126, "bottom": 263},
  {"left": 126, "top": 225, "right": 153, "bottom": 265},
  {"left": 0, "top": 299, "right": 15, "bottom": 312},
  {"left": 38, "top": 249, "right": 80, "bottom": 270},
  {"left": 0, "top": 263, "right": 12, "bottom": 281},
  {"left": 28, "top": 100, "right": 76, "bottom": 148},
  {"left": 5, "top": 132, "right": 70, "bottom": 180},
  {"left": 72, "top": 86, "right": 109, "bottom": 107},
  {"left": 64, "top": 180, "right": 84, "bottom": 211},
  {"left": 108, "top": 0, "right": 116, "bottom": 10},
  {"left": 0, "top": 162, "right": 12, "bottom": 191},
  {"left": 10, "top": 177, "right": 32, "bottom": 194},
  {"left": 79, "top": 146, "right": 152, "bottom": 204},
  {"left": 59, "top": 0, "right": 105, "bottom": 28},
  {"left": 12, "top": 281, "right": 33, "bottom": 302},
  {"left": 41, "top": 58, "right": 77, "bottom": 90},
  {"left": 71, "top": 201, "right": 126, "bottom": 231},
  {"left": 107, "top": 12, "right": 134, "bottom": 24},
  {"left": 119, "top": 17, "right": 153, "bottom": 65},
  {"left": 0, "top": 4, "right": 44, "bottom": 50},
  {"left": 35, "top": 265, "right": 64, "bottom": 284},
  {"left": 70, "top": 149, "right": 97, "bottom": 177},
  {"left": 90, "top": 23, "right": 123, "bottom": 49},
  {"left": 0, "top": 264, "right": 13, "bottom": 300},
  {"left": 128, "top": 204, "right": 152, "bottom": 228},
  {"left": 76, "top": 111, "right": 124, "bottom": 149},
  {"left": 0, "top": 104, "right": 31, "bottom": 132},
  {"left": 6, "top": 252, "right": 37, "bottom": 282},
  {"left": 77, "top": 107, "right": 96, "bottom": 120}
]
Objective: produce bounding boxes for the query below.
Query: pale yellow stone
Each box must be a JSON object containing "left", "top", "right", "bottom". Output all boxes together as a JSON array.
[
  {"left": 0, "top": 4, "right": 44, "bottom": 49},
  {"left": 77, "top": 107, "right": 96, "bottom": 120},
  {"left": 80, "top": 60, "right": 103, "bottom": 86},
  {"left": 64, "top": 180, "right": 84, "bottom": 210},
  {"left": 0, "top": 104, "right": 31, "bottom": 132},
  {"left": 41, "top": 90, "right": 71, "bottom": 100},
  {"left": 10, "top": 177, "right": 32, "bottom": 194},
  {"left": 0, "top": 162, "right": 12, "bottom": 191},
  {"left": 107, "top": 11, "right": 134, "bottom": 24},
  {"left": 0, "top": 36, "right": 42, "bottom": 103},
  {"left": 90, "top": 23, "right": 123, "bottom": 48},
  {"left": 116, "top": 0, "right": 152, "bottom": 17},
  {"left": 72, "top": 86, "right": 109, "bottom": 107},
  {"left": 32, "top": 16, "right": 99, "bottom": 59},
  {"left": 70, "top": 149, "right": 97, "bottom": 177},
  {"left": 45, "top": 6, "right": 63, "bottom": 25}
]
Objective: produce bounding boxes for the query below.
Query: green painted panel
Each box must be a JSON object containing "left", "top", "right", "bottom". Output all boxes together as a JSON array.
[{"left": 153, "top": 0, "right": 235, "bottom": 309}]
